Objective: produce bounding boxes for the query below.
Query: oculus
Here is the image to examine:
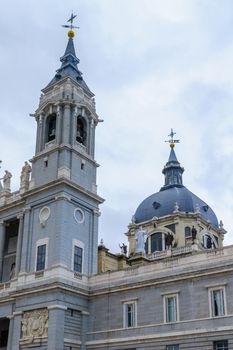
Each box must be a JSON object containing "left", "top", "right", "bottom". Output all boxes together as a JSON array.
[
  {"left": 39, "top": 206, "right": 51, "bottom": 227},
  {"left": 74, "top": 208, "right": 85, "bottom": 224}
]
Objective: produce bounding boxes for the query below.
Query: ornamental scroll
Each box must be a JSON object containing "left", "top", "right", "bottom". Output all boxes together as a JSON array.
[{"left": 21, "top": 309, "right": 48, "bottom": 342}]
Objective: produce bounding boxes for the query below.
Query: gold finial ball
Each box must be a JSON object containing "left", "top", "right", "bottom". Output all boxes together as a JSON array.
[
  {"left": 68, "top": 30, "right": 75, "bottom": 38},
  {"left": 170, "top": 143, "right": 175, "bottom": 148}
]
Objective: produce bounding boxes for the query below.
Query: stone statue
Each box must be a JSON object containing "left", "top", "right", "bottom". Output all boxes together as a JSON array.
[
  {"left": 195, "top": 203, "right": 200, "bottom": 214},
  {"left": 219, "top": 220, "right": 224, "bottom": 230},
  {"left": 21, "top": 318, "right": 29, "bottom": 338},
  {"left": 135, "top": 227, "right": 147, "bottom": 254},
  {"left": 173, "top": 202, "right": 179, "bottom": 213},
  {"left": 165, "top": 232, "right": 174, "bottom": 249},
  {"left": 20, "top": 161, "right": 32, "bottom": 191},
  {"left": 119, "top": 243, "right": 127, "bottom": 255},
  {"left": 191, "top": 226, "right": 197, "bottom": 243},
  {"left": 0, "top": 170, "right": 12, "bottom": 192},
  {"left": 131, "top": 215, "right": 136, "bottom": 224},
  {"left": 10, "top": 262, "right": 16, "bottom": 280}
]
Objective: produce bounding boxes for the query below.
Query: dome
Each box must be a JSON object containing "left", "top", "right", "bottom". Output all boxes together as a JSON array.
[
  {"left": 134, "top": 186, "right": 218, "bottom": 227},
  {"left": 134, "top": 140, "right": 218, "bottom": 228}
]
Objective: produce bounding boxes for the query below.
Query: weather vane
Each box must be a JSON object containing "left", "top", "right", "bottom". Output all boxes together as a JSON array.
[
  {"left": 165, "top": 128, "right": 180, "bottom": 148},
  {"left": 62, "top": 12, "right": 79, "bottom": 37}
]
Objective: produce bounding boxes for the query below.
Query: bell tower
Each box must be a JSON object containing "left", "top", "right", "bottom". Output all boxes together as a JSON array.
[
  {"left": 31, "top": 27, "right": 99, "bottom": 193},
  {"left": 27, "top": 19, "right": 104, "bottom": 276}
]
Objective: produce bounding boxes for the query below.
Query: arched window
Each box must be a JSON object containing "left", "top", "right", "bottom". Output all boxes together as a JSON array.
[
  {"left": 76, "top": 117, "right": 87, "bottom": 145},
  {"left": 203, "top": 234, "right": 218, "bottom": 249},
  {"left": 185, "top": 226, "right": 191, "bottom": 237},
  {"left": 146, "top": 232, "right": 166, "bottom": 254},
  {"left": 46, "top": 113, "right": 56, "bottom": 142}
]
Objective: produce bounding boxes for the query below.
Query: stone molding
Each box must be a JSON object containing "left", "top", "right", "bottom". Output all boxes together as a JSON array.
[
  {"left": 47, "top": 304, "right": 67, "bottom": 311},
  {"left": 55, "top": 192, "right": 71, "bottom": 201},
  {"left": 86, "top": 325, "right": 233, "bottom": 347}
]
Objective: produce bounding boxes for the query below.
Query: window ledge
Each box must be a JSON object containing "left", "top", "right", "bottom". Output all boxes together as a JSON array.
[{"left": 35, "top": 271, "right": 44, "bottom": 278}]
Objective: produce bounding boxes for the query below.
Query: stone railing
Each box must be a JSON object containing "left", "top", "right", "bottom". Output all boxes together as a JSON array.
[
  {"left": 0, "top": 190, "right": 21, "bottom": 207},
  {"left": 147, "top": 245, "right": 193, "bottom": 261},
  {"left": 172, "top": 245, "right": 193, "bottom": 256}
]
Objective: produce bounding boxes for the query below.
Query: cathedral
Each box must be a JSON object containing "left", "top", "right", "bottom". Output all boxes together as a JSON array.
[{"left": 0, "top": 18, "right": 232, "bottom": 350}]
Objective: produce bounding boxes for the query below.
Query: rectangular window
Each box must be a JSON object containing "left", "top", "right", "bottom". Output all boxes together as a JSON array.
[
  {"left": 210, "top": 288, "right": 225, "bottom": 317},
  {"left": 165, "top": 295, "right": 178, "bottom": 323},
  {"left": 167, "top": 345, "right": 179, "bottom": 350},
  {"left": 151, "top": 233, "right": 163, "bottom": 252},
  {"left": 74, "top": 246, "right": 83, "bottom": 273},
  {"left": 213, "top": 340, "right": 228, "bottom": 350},
  {"left": 36, "top": 244, "right": 46, "bottom": 271},
  {"left": 123, "top": 302, "right": 137, "bottom": 328}
]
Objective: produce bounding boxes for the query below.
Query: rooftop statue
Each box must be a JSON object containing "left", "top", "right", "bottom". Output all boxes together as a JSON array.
[
  {"left": 20, "top": 161, "right": 32, "bottom": 191},
  {"left": 0, "top": 170, "right": 12, "bottom": 192},
  {"left": 135, "top": 227, "right": 147, "bottom": 254}
]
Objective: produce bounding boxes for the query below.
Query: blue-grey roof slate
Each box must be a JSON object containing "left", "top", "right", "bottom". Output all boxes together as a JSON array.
[
  {"left": 134, "top": 186, "right": 218, "bottom": 227},
  {"left": 168, "top": 147, "right": 178, "bottom": 163},
  {"left": 45, "top": 37, "right": 93, "bottom": 95}
]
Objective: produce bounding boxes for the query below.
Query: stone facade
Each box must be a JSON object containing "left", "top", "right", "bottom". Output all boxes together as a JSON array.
[{"left": 0, "top": 27, "right": 232, "bottom": 350}]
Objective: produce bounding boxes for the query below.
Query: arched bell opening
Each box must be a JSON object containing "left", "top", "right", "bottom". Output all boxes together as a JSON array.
[
  {"left": 76, "top": 116, "right": 87, "bottom": 146},
  {"left": 45, "top": 113, "right": 57, "bottom": 143}
]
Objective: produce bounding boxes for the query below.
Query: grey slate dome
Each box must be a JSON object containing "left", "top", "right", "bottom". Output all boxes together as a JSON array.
[{"left": 134, "top": 147, "right": 218, "bottom": 228}]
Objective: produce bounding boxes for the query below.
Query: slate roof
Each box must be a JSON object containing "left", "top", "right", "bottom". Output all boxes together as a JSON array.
[
  {"left": 45, "top": 36, "right": 93, "bottom": 95},
  {"left": 134, "top": 147, "right": 218, "bottom": 227}
]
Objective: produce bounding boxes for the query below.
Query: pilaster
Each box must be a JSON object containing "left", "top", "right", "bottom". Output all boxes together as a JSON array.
[
  {"left": 62, "top": 104, "right": 71, "bottom": 144},
  {"left": 81, "top": 310, "right": 90, "bottom": 350},
  {"left": 15, "top": 213, "right": 24, "bottom": 275},
  {"left": 0, "top": 220, "right": 6, "bottom": 282},
  {"left": 47, "top": 305, "right": 67, "bottom": 350},
  {"left": 56, "top": 104, "right": 62, "bottom": 144},
  {"left": 19, "top": 206, "right": 31, "bottom": 274},
  {"left": 36, "top": 113, "right": 44, "bottom": 153},
  {"left": 11, "top": 311, "right": 22, "bottom": 350},
  {"left": 6, "top": 315, "right": 14, "bottom": 350},
  {"left": 72, "top": 105, "right": 78, "bottom": 146}
]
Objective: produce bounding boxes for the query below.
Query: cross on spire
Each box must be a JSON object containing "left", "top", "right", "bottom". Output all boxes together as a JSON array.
[
  {"left": 62, "top": 12, "right": 79, "bottom": 33},
  {"left": 165, "top": 128, "right": 180, "bottom": 148}
]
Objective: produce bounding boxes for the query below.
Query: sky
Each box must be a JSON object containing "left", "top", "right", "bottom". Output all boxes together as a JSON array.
[{"left": 0, "top": 0, "right": 233, "bottom": 252}]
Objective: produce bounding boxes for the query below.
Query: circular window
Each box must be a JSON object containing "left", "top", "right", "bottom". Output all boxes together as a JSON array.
[{"left": 74, "top": 208, "right": 85, "bottom": 224}]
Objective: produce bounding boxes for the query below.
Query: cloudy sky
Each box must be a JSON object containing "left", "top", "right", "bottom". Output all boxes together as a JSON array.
[{"left": 1, "top": 0, "right": 233, "bottom": 252}]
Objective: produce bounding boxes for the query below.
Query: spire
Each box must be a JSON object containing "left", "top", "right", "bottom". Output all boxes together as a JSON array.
[
  {"left": 160, "top": 129, "right": 184, "bottom": 191},
  {"left": 168, "top": 147, "right": 178, "bottom": 163},
  {"left": 44, "top": 14, "right": 92, "bottom": 95}
]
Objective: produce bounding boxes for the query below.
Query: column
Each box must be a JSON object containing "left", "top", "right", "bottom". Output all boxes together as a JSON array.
[
  {"left": 19, "top": 207, "right": 31, "bottom": 274},
  {"left": 6, "top": 315, "right": 14, "bottom": 350},
  {"left": 89, "top": 118, "right": 95, "bottom": 157},
  {"left": 72, "top": 105, "right": 78, "bottom": 146},
  {"left": 56, "top": 104, "right": 62, "bottom": 144},
  {"left": 35, "top": 115, "right": 41, "bottom": 153},
  {"left": 47, "top": 305, "right": 67, "bottom": 350},
  {"left": 81, "top": 310, "right": 90, "bottom": 350},
  {"left": 89, "top": 209, "right": 100, "bottom": 275},
  {"left": 62, "top": 104, "right": 71, "bottom": 144},
  {"left": 15, "top": 213, "right": 24, "bottom": 275},
  {"left": 0, "top": 221, "right": 6, "bottom": 282},
  {"left": 10, "top": 311, "right": 22, "bottom": 350}
]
